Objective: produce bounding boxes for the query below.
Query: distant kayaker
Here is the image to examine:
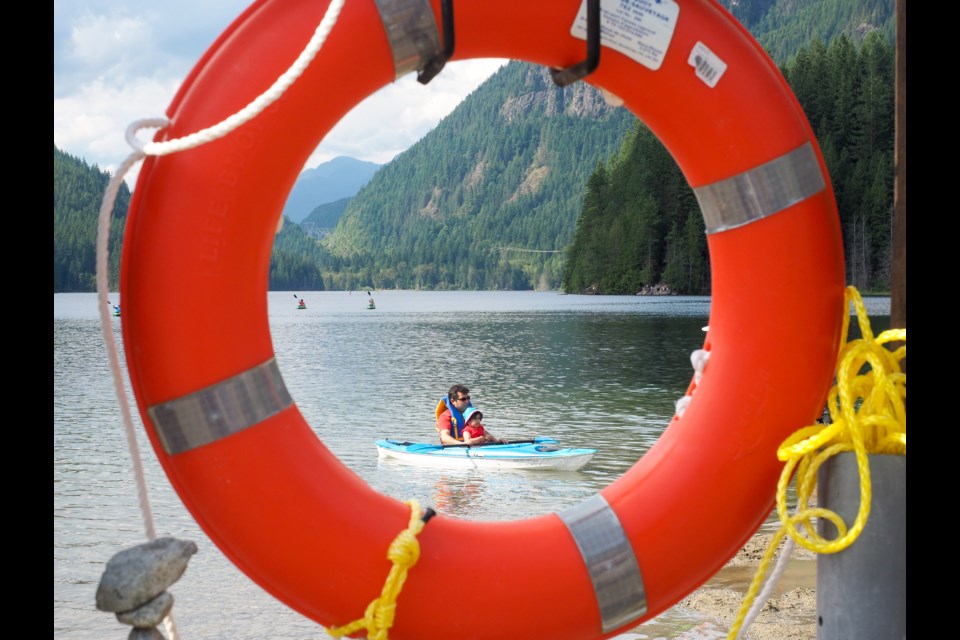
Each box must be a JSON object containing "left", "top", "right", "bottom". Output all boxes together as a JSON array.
[
  {"left": 435, "top": 384, "right": 473, "bottom": 445},
  {"left": 461, "top": 407, "right": 507, "bottom": 445}
]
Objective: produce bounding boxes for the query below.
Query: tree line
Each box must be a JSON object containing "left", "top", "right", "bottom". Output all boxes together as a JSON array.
[
  {"left": 305, "top": 61, "right": 636, "bottom": 292},
  {"left": 53, "top": 146, "right": 129, "bottom": 292},
  {"left": 562, "top": 30, "right": 894, "bottom": 295},
  {"left": 54, "top": 1, "right": 894, "bottom": 295}
]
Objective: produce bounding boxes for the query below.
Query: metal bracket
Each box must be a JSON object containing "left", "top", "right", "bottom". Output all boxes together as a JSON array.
[
  {"left": 418, "top": 0, "right": 455, "bottom": 84},
  {"left": 550, "top": 0, "right": 601, "bottom": 87}
]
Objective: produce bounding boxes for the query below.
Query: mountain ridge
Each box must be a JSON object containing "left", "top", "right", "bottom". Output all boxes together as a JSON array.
[
  {"left": 281, "top": 156, "right": 381, "bottom": 223},
  {"left": 314, "top": 60, "right": 637, "bottom": 290},
  {"left": 55, "top": 0, "right": 896, "bottom": 293}
]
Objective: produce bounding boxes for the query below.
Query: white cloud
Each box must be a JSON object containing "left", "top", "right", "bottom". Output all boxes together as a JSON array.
[
  {"left": 307, "top": 58, "right": 507, "bottom": 168},
  {"left": 66, "top": 13, "right": 152, "bottom": 69},
  {"left": 54, "top": 75, "right": 183, "bottom": 187},
  {"left": 54, "top": 0, "right": 507, "bottom": 191}
]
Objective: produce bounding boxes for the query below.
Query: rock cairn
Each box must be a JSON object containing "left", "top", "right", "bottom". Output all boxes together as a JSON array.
[{"left": 96, "top": 537, "right": 198, "bottom": 640}]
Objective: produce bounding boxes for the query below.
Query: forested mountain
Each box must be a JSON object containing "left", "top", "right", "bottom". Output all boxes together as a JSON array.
[
  {"left": 54, "top": 146, "right": 129, "bottom": 292},
  {"left": 282, "top": 157, "right": 381, "bottom": 224},
  {"left": 728, "top": 0, "right": 895, "bottom": 62},
  {"left": 270, "top": 217, "right": 328, "bottom": 291},
  {"left": 563, "top": 29, "right": 895, "bottom": 295},
  {"left": 563, "top": 125, "right": 708, "bottom": 295},
  {"left": 316, "top": 61, "right": 636, "bottom": 290},
  {"left": 301, "top": 197, "right": 352, "bottom": 239},
  {"left": 309, "top": 0, "right": 895, "bottom": 292},
  {"left": 54, "top": 0, "right": 897, "bottom": 294}
]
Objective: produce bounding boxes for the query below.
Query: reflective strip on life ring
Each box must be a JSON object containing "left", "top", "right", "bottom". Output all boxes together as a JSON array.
[{"left": 120, "top": 0, "right": 845, "bottom": 638}]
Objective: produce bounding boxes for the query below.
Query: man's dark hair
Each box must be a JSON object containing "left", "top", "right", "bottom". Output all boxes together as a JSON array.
[{"left": 448, "top": 384, "right": 469, "bottom": 400}]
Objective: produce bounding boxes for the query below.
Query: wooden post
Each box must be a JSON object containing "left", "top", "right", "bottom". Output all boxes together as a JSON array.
[{"left": 891, "top": 0, "right": 906, "bottom": 337}]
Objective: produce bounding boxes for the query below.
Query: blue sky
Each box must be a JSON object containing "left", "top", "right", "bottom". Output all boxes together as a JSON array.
[{"left": 53, "top": 1, "right": 506, "bottom": 189}]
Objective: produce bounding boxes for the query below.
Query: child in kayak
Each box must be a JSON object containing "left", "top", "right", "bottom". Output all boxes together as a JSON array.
[{"left": 461, "top": 407, "right": 507, "bottom": 445}]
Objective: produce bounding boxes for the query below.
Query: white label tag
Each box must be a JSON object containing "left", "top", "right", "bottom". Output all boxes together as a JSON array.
[
  {"left": 570, "top": 0, "right": 680, "bottom": 72},
  {"left": 688, "top": 41, "right": 727, "bottom": 88}
]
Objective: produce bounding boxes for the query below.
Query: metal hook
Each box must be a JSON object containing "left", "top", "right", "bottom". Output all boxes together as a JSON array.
[
  {"left": 418, "top": 0, "right": 455, "bottom": 84},
  {"left": 550, "top": 0, "right": 601, "bottom": 87}
]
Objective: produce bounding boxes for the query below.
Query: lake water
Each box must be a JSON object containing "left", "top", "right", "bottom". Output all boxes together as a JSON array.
[{"left": 53, "top": 290, "right": 891, "bottom": 639}]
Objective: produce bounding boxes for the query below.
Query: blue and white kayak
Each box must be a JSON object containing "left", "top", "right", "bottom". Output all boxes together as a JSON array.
[{"left": 375, "top": 438, "right": 597, "bottom": 471}]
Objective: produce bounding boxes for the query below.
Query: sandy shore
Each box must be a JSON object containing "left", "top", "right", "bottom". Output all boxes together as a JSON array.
[{"left": 669, "top": 533, "right": 818, "bottom": 640}]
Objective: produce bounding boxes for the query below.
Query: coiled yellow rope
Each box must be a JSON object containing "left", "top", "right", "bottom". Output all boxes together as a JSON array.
[
  {"left": 727, "top": 286, "right": 906, "bottom": 639},
  {"left": 327, "top": 499, "right": 430, "bottom": 640}
]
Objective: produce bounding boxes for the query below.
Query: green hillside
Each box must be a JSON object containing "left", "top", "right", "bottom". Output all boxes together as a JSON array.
[
  {"left": 54, "top": 0, "right": 897, "bottom": 293},
  {"left": 563, "top": 30, "right": 895, "bottom": 295},
  {"left": 53, "top": 146, "right": 130, "bottom": 292},
  {"left": 318, "top": 61, "right": 636, "bottom": 290}
]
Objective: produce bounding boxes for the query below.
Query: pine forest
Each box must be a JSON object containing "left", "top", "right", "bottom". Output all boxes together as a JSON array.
[{"left": 53, "top": 0, "right": 896, "bottom": 295}]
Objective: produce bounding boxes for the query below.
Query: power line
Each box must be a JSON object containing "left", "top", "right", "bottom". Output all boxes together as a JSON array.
[{"left": 492, "top": 246, "right": 564, "bottom": 254}]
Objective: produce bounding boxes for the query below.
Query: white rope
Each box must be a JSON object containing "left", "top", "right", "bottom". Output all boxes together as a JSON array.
[
  {"left": 96, "top": 151, "right": 181, "bottom": 639},
  {"left": 96, "top": 151, "right": 154, "bottom": 542},
  {"left": 675, "top": 348, "right": 710, "bottom": 418},
  {"left": 734, "top": 536, "right": 797, "bottom": 639},
  {"left": 671, "top": 337, "right": 802, "bottom": 638},
  {"left": 670, "top": 337, "right": 800, "bottom": 637},
  {"left": 129, "top": 0, "right": 345, "bottom": 156},
  {"left": 690, "top": 348, "right": 709, "bottom": 384},
  {"left": 94, "top": 2, "right": 347, "bottom": 636}
]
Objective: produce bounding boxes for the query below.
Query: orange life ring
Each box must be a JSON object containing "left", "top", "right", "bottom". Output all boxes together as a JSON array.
[{"left": 120, "top": 0, "right": 844, "bottom": 638}]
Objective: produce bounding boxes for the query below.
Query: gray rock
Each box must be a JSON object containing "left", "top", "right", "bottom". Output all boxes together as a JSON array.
[
  {"left": 128, "top": 627, "right": 167, "bottom": 640},
  {"left": 96, "top": 538, "right": 197, "bottom": 613},
  {"left": 116, "top": 591, "right": 174, "bottom": 628}
]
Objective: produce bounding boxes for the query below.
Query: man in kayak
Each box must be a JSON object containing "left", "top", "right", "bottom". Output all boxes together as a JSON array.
[
  {"left": 435, "top": 384, "right": 473, "bottom": 445},
  {"left": 461, "top": 407, "right": 507, "bottom": 445}
]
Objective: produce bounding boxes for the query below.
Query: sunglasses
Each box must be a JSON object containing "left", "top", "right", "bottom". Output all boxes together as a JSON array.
[{"left": 455, "top": 396, "right": 470, "bottom": 402}]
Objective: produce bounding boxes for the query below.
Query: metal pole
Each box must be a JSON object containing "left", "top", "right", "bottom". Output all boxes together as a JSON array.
[{"left": 816, "top": 452, "right": 906, "bottom": 639}]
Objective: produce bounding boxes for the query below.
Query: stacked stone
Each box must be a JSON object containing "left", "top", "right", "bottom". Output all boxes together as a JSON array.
[{"left": 96, "top": 537, "right": 198, "bottom": 640}]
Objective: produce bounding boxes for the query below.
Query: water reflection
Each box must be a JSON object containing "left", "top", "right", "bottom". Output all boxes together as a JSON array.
[
  {"left": 54, "top": 291, "right": 890, "bottom": 640},
  {"left": 708, "top": 559, "right": 816, "bottom": 596},
  {"left": 432, "top": 474, "right": 483, "bottom": 515}
]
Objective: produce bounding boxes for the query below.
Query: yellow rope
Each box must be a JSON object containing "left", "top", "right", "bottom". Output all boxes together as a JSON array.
[
  {"left": 326, "top": 500, "right": 429, "bottom": 640},
  {"left": 726, "top": 286, "right": 905, "bottom": 639}
]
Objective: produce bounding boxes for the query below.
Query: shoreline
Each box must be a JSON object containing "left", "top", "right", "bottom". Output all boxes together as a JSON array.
[{"left": 671, "top": 533, "right": 817, "bottom": 640}]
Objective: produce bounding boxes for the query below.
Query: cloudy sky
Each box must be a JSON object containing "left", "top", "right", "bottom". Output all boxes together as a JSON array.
[{"left": 54, "top": 0, "right": 507, "bottom": 189}]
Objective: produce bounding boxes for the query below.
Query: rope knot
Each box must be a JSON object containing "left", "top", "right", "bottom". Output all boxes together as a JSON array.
[
  {"left": 364, "top": 598, "right": 397, "bottom": 640},
  {"left": 387, "top": 529, "right": 421, "bottom": 567},
  {"left": 326, "top": 499, "right": 430, "bottom": 640}
]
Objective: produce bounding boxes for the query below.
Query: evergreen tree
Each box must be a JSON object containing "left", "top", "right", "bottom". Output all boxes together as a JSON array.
[
  {"left": 54, "top": 146, "right": 129, "bottom": 292},
  {"left": 564, "top": 24, "right": 894, "bottom": 295},
  {"left": 54, "top": 2, "right": 896, "bottom": 294}
]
